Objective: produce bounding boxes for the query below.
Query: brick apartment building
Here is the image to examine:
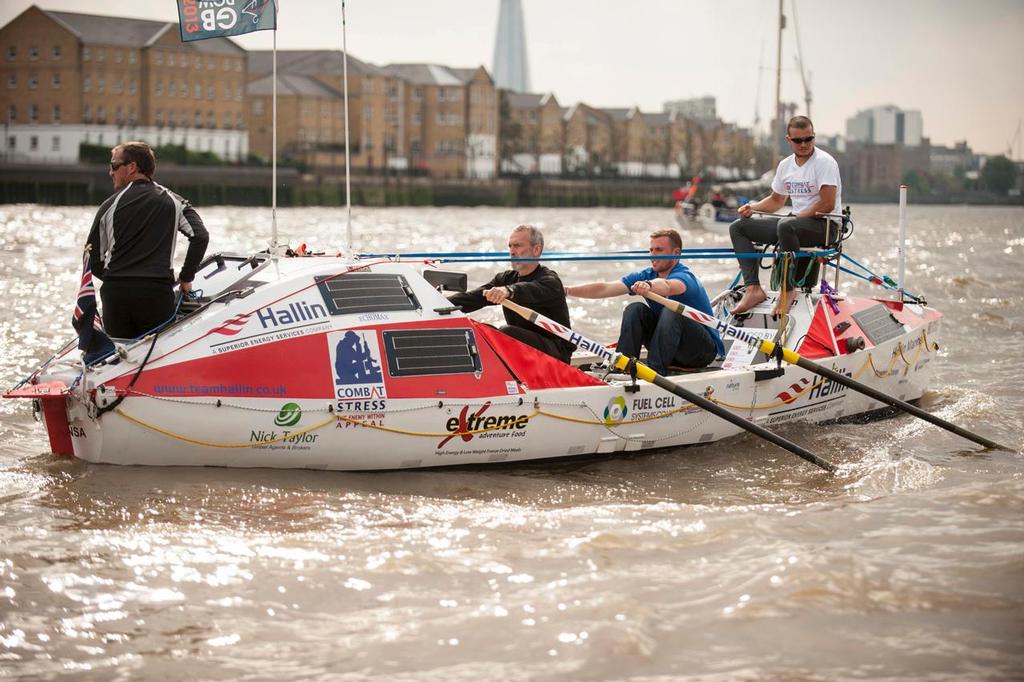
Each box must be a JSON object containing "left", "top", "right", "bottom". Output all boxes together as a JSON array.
[
  {"left": 0, "top": 5, "right": 247, "bottom": 163},
  {"left": 0, "top": 5, "right": 754, "bottom": 181}
]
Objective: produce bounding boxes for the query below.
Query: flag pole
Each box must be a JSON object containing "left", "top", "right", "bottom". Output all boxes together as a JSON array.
[
  {"left": 271, "top": 14, "right": 278, "bottom": 250},
  {"left": 341, "top": 0, "right": 352, "bottom": 258}
]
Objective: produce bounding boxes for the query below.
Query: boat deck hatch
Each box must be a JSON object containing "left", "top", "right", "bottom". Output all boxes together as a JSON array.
[
  {"left": 382, "top": 328, "right": 481, "bottom": 377},
  {"left": 315, "top": 273, "right": 420, "bottom": 315}
]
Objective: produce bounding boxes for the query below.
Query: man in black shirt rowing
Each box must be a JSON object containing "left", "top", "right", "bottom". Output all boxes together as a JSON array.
[
  {"left": 448, "top": 225, "right": 573, "bottom": 363},
  {"left": 86, "top": 141, "right": 209, "bottom": 339}
]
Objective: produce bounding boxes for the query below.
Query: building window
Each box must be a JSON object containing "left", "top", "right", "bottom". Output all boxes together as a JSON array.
[
  {"left": 194, "top": 111, "right": 202, "bottom": 127},
  {"left": 83, "top": 75, "right": 90, "bottom": 92},
  {"left": 6, "top": 46, "right": 15, "bottom": 61},
  {"left": 438, "top": 88, "right": 446, "bottom": 102},
  {"left": 96, "top": 106, "right": 105, "bottom": 123},
  {"left": 155, "top": 51, "right": 163, "bottom": 66},
  {"left": 83, "top": 105, "right": 91, "bottom": 123},
  {"left": 29, "top": 46, "right": 38, "bottom": 61},
  {"left": 114, "top": 79, "right": 124, "bottom": 94},
  {"left": 128, "top": 110, "right": 136, "bottom": 125},
  {"left": 7, "top": 105, "right": 14, "bottom": 123},
  {"left": 156, "top": 110, "right": 163, "bottom": 126},
  {"left": 234, "top": 85, "right": 241, "bottom": 101},
  {"left": 156, "top": 81, "right": 163, "bottom": 96},
  {"left": 223, "top": 111, "right": 232, "bottom": 128},
  {"left": 129, "top": 80, "right": 136, "bottom": 95},
  {"left": 115, "top": 108, "right": 123, "bottom": 125},
  {"left": 51, "top": 73, "right": 61, "bottom": 88},
  {"left": 97, "top": 77, "right": 104, "bottom": 93},
  {"left": 82, "top": 46, "right": 90, "bottom": 61},
  {"left": 235, "top": 60, "right": 241, "bottom": 72},
  {"left": 7, "top": 136, "right": 14, "bottom": 150},
  {"left": 235, "top": 112, "right": 243, "bottom": 128},
  {"left": 167, "top": 53, "right": 175, "bottom": 66},
  {"left": 128, "top": 50, "right": 136, "bottom": 64},
  {"left": 52, "top": 105, "right": 60, "bottom": 122},
  {"left": 28, "top": 75, "right": 37, "bottom": 90},
  {"left": 194, "top": 83, "right": 201, "bottom": 98},
  {"left": 96, "top": 49, "right": 104, "bottom": 62},
  {"left": 167, "top": 81, "right": 175, "bottom": 96},
  {"left": 115, "top": 50, "right": 122, "bottom": 64},
  {"left": 206, "top": 58, "right": 214, "bottom": 71},
  {"left": 51, "top": 136, "right": 60, "bottom": 151},
  {"left": 413, "top": 112, "right": 421, "bottom": 126},
  {"left": 181, "top": 81, "right": 188, "bottom": 98},
  {"left": 30, "top": 135, "right": 38, "bottom": 151},
  {"left": 6, "top": 74, "right": 14, "bottom": 89},
  {"left": 207, "top": 84, "right": 214, "bottom": 100},
  {"left": 193, "top": 55, "right": 200, "bottom": 69},
  {"left": 413, "top": 87, "right": 422, "bottom": 101},
  {"left": 252, "top": 100, "right": 264, "bottom": 116},
  {"left": 207, "top": 111, "right": 215, "bottom": 128}
]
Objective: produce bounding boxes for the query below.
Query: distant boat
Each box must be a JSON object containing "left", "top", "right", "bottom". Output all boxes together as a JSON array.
[
  {"left": 674, "top": 201, "right": 738, "bottom": 235},
  {"left": 673, "top": 171, "right": 774, "bottom": 235}
]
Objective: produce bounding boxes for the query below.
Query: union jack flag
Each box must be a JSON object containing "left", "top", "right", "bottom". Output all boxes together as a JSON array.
[{"left": 71, "top": 246, "right": 114, "bottom": 364}]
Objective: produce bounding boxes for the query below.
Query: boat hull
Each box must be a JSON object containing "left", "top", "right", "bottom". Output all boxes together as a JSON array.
[
  {"left": 62, "top": 319, "right": 940, "bottom": 470},
  {"left": 674, "top": 202, "right": 737, "bottom": 235}
]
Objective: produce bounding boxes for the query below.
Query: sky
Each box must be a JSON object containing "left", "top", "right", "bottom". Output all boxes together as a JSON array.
[{"left": 2, "top": 0, "right": 1022, "bottom": 157}]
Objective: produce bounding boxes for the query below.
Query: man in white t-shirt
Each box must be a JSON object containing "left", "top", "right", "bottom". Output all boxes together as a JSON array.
[{"left": 729, "top": 116, "right": 843, "bottom": 314}]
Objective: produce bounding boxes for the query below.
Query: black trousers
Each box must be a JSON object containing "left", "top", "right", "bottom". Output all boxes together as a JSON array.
[
  {"left": 100, "top": 280, "right": 175, "bottom": 339},
  {"left": 729, "top": 216, "right": 831, "bottom": 286}
]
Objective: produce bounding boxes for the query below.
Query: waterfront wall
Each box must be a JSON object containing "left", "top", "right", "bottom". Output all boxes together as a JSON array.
[{"left": 0, "top": 163, "right": 1019, "bottom": 207}]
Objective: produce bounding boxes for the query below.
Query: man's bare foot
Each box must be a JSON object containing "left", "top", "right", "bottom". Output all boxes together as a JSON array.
[{"left": 732, "top": 285, "right": 767, "bottom": 314}]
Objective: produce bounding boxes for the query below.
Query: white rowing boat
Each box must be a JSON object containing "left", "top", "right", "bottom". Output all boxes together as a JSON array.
[{"left": 6, "top": 250, "right": 946, "bottom": 470}]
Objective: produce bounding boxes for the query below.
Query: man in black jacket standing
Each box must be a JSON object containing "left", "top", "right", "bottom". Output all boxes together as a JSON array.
[
  {"left": 448, "top": 224, "right": 573, "bottom": 363},
  {"left": 86, "top": 141, "right": 209, "bottom": 339}
]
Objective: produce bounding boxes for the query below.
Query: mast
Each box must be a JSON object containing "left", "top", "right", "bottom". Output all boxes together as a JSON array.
[
  {"left": 773, "top": 0, "right": 784, "bottom": 168},
  {"left": 341, "top": 0, "right": 353, "bottom": 257},
  {"left": 271, "top": 27, "right": 278, "bottom": 250},
  {"left": 791, "top": 0, "right": 812, "bottom": 120}
]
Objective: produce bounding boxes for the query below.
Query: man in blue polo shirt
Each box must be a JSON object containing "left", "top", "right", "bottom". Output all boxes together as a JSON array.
[{"left": 565, "top": 229, "right": 723, "bottom": 374}]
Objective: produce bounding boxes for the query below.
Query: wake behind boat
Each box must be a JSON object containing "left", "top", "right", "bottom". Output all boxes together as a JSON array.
[{"left": 6, "top": 244, "right": 949, "bottom": 471}]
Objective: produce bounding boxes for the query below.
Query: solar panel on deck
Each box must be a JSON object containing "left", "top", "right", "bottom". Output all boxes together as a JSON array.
[
  {"left": 383, "top": 328, "right": 481, "bottom": 377},
  {"left": 315, "top": 273, "right": 419, "bottom": 315},
  {"left": 852, "top": 304, "right": 906, "bottom": 345}
]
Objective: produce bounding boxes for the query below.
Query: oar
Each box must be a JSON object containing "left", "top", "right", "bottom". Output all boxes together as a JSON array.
[
  {"left": 642, "top": 290, "right": 1009, "bottom": 451},
  {"left": 499, "top": 299, "right": 837, "bottom": 473}
]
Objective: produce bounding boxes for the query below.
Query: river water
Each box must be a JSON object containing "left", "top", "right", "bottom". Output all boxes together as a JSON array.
[{"left": 0, "top": 204, "right": 1022, "bottom": 680}]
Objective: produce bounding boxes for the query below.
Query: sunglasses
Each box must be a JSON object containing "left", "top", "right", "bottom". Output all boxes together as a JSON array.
[
  {"left": 109, "top": 159, "right": 129, "bottom": 171},
  {"left": 789, "top": 135, "right": 815, "bottom": 145}
]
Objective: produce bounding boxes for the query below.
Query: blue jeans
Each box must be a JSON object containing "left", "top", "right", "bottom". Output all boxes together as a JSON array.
[{"left": 617, "top": 302, "right": 717, "bottom": 374}]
